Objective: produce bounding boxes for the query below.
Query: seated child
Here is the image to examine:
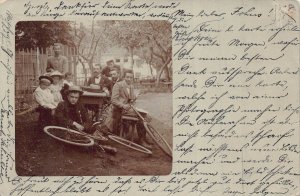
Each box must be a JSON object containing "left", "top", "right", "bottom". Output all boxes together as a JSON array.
[
  {"left": 33, "top": 75, "right": 57, "bottom": 128},
  {"left": 63, "top": 72, "right": 74, "bottom": 86},
  {"left": 61, "top": 72, "right": 74, "bottom": 100},
  {"left": 49, "top": 70, "right": 63, "bottom": 105}
]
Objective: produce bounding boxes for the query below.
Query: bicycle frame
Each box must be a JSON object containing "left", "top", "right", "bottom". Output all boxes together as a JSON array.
[
  {"left": 128, "top": 104, "right": 172, "bottom": 158},
  {"left": 129, "top": 105, "right": 147, "bottom": 122}
]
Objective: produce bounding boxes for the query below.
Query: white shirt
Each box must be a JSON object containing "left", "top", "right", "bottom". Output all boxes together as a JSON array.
[
  {"left": 49, "top": 84, "right": 63, "bottom": 104},
  {"left": 95, "top": 76, "right": 101, "bottom": 84},
  {"left": 33, "top": 87, "right": 57, "bottom": 109}
]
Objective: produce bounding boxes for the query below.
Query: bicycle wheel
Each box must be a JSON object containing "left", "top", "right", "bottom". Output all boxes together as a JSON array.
[
  {"left": 108, "top": 135, "right": 152, "bottom": 155},
  {"left": 44, "top": 126, "right": 94, "bottom": 147},
  {"left": 144, "top": 122, "right": 172, "bottom": 157}
]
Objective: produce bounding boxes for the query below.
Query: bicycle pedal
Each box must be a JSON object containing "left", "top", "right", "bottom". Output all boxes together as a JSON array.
[{"left": 102, "top": 145, "right": 117, "bottom": 155}]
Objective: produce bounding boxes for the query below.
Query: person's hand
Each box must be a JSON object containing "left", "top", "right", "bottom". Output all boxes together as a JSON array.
[
  {"left": 103, "top": 88, "right": 110, "bottom": 96},
  {"left": 73, "top": 122, "right": 84, "bottom": 131},
  {"left": 123, "top": 104, "right": 130, "bottom": 111}
]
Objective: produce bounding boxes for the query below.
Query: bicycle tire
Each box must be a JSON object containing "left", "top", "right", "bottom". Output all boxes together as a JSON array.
[
  {"left": 108, "top": 135, "right": 152, "bottom": 155},
  {"left": 44, "top": 126, "right": 95, "bottom": 147},
  {"left": 144, "top": 122, "right": 172, "bottom": 157}
]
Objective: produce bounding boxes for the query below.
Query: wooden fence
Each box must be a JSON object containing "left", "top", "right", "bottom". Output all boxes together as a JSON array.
[{"left": 15, "top": 45, "right": 78, "bottom": 95}]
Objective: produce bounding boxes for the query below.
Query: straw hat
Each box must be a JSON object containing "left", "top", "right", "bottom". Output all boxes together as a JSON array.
[
  {"left": 50, "top": 70, "right": 63, "bottom": 78},
  {"left": 67, "top": 85, "right": 83, "bottom": 95}
]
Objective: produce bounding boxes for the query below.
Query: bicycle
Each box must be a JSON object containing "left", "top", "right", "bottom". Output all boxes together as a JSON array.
[
  {"left": 94, "top": 98, "right": 173, "bottom": 158},
  {"left": 43, "top": 125, "right": 152, "bottom": 155},
  {"left": 128, "top": 105, "right": 172, "bottom": 158}
]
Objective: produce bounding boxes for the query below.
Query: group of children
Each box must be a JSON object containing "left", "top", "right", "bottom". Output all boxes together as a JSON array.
[{"left": 33, "top": 71, "right": 74, "bottom": 128}]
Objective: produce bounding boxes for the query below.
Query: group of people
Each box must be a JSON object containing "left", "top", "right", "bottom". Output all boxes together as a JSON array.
[{"left": 33, "top": 43, "right": 152, "bottom": 149}]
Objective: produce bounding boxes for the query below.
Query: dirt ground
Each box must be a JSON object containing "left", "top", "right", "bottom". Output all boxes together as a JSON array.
[{"left": 15, "top": 93, "right": 172, "bottom": 176}]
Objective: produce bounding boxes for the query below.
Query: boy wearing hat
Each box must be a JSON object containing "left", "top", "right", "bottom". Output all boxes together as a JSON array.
[
  {"left": 33, "top": 76, "right": 57, "bottom": 128},
  {"left": 54, "top": 86, "right": 93, "bottom": 133}
]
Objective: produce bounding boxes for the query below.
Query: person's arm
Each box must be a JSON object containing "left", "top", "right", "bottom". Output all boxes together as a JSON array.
[
  {"left": 78, "top": 104, "right": 93, "bottom": 133},
  {"left": 54, "top": 102, "right": 73, "bottom": 127},
  {"left": 79, "top": 104, "right": 90, "bottom": 124},
  {"left": 33, "top": 90, "right": 56, "bottom": 109}
]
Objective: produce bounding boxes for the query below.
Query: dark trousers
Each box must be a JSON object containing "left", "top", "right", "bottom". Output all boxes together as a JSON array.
[
  {"left": 112, "top": 107, "right": 146, "bottom": 139},
  {"left": 37, "top": 106, "right": 53, "bottom": 130}
]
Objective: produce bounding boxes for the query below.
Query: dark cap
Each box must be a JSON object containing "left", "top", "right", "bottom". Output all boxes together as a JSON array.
[{"left": 39, "top": 75, "right": 53, "bottom": 84}]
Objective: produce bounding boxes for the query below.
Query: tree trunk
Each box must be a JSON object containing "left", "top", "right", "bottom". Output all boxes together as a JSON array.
[
  {"left": 149, "top": 63, "right": 153, "bottom": 76},
  {"left": 78, "top": 56, "right": 88, "bottom": 85},
  {"left": 88, "top": 59, "right": 93, "bottom": 74},
  {"left": 156, "top": 57, "right": 171, "bottom": 85},
  {"left": 163, "top": 66, "right": 171, "bottom": 82},
  {"left": 83, "top": 68, "right": 88, "bottom": 86},
  {"left": 129, "top": 46, "right": 134, "bottom": 69}
]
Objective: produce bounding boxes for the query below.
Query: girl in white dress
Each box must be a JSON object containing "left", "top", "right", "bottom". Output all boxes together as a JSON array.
[{"left": 49, "top": 70, "right": 63, "bottom": 105}]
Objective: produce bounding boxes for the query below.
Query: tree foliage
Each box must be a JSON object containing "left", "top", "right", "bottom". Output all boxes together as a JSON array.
[
  {"left": 73, "top": 20, "right": 112, "bottom": 84},
  {"left": 15, "top": 21, "right": 74, "bottom": 50},
  {"left": 103, "top": 20, "right": 172, "bottom": 82},
  {"left": 15, "top": 20, "right": 172, "bottom": 83}
]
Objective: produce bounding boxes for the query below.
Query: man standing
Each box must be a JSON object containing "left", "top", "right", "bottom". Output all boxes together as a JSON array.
[
  {"left": 106, "top": 69, "right": 152, "bottom": 149},
  {"left": 54, "top": 85, "right": 93, "bottom": 133},
  {"left": 46, "top": 43, "right": 68, "bottom": 74}
]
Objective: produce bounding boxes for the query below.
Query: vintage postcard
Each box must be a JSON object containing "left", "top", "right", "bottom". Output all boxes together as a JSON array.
[{"left": 0, "top": 0, "right": 300, "bottom": 195}]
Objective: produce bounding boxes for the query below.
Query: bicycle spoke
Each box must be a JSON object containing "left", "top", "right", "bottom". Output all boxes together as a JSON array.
[{"left": 44, "top": 126, "right": 94, "bottom": 147}]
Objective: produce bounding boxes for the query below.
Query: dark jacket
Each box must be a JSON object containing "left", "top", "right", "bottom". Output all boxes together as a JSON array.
[
  {"left": 87, "top": 75, "right": 112, "bottom": 92},
  {"left": 54, "top": 100, "right": 93, "bottom": 133}
]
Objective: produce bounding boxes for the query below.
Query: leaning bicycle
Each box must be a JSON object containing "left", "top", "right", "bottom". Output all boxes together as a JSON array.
[
  {"left": 129, "top": 105, "right": 172, "bottom": 158},
  {"left": 43, "top": 125, "right": 152, "bottom": 155},
  {"left": 96, "top": 101, "right": 172, "bottom": 157}
]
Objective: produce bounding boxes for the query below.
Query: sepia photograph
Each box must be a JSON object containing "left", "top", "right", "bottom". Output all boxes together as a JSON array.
[{"left": 15, "top": 20, "right": 172, "bottom": 176}]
